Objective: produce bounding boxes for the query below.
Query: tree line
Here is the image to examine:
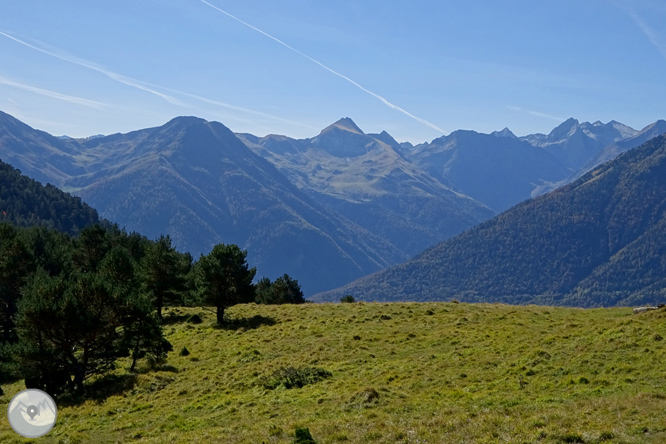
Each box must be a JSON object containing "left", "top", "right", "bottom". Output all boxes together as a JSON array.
[{"left": 0, "top": 222, "right": 304, "bottom": 396}]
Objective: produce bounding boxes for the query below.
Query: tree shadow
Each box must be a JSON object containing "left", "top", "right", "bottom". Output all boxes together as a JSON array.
[
  {"left": 137, "top": 364, "right": 179, "bottom": 375},
  {"left": 161, "top": 312, "right": 193, "bottom": 325},
  {"left": 214, "top": 314, "right": 277, "bottom": 331},
  {"left": 55, "top": 373, "right": 139, "bottom": 406}
]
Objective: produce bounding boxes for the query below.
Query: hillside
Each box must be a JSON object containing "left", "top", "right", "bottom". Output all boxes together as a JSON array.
[
  {"left": 406, "top": 129, "right": 570, "bottom": 213},
  {"left": 406, "top": 119, "right": 666, "bottom": 213},
  {"left": 313, "top": 135, "right": 666, "bottom": 306},
  {"left": 0, "top": 113, "right": 406, "bottom": 296},
  {"left": 239, "top": 118, "right": 494, "bottom": 256},
  {"left": 3, "top": 110, "right": 665, "bottom": 295},
  {"left": 0, "top": 157, "right": 102, "bottom": 235},
  {"left": 1, "top": 303, "right": 665, "bottom": 443}
]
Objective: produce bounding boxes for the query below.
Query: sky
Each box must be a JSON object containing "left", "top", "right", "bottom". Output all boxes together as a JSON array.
[{"left": 1, "top": 0, "right": 665, "bottom": 143}]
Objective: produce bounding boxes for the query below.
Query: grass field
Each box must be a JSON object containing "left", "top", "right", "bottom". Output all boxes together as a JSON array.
[{"left": 2, "top": 302, "right": 666, "bottom": 443}]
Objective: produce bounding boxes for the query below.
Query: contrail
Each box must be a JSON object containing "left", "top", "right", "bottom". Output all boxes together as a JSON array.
[
  {"left": 507, "top": 105, "right": 563, "bottom": 123},
  {"left": 199, "top": 0, "right": 445, "bottom": 133},
  {"left": 610, "top": 1, "right": 666, "bottom": 61},
  {"left": 0, "top": 30, "right": 311, "bottom": 127},
  {"left": 0, "top": 31, "right": 184, "bottom": 106},
  {"left": 625, "top": 8, "right": 666, "bottom": 61},
  {"left": 0, "top": 76, "right": 106, "bottom": 108}
]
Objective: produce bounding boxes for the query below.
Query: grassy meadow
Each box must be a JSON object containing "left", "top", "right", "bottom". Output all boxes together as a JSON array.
[{"left": 2, "top": 302, "right": 666, "bottom": 443}]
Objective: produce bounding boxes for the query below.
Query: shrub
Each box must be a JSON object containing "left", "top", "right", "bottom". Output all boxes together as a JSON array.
[
  {"left": 179, "top": 347, "right": 190, "bottom": 357},
  {"left": 340, "top": 295, "right": 355, "bottom": 303},
  {"left": 261, "top": 366, "right": 332, "bottom": 389},
  {"left": 293, "top": 427, "right": 317, "bottom": 444}
]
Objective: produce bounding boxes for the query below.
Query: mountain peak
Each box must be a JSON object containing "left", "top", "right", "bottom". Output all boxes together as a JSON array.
[
  {"left": 491, "top": 127, "right": 517, "bottom": 139},
  {"left": 326, "top": 117, "right": 364, "bottom": 135},
  {"left": 164, "top": 115, "right": 207, "bottom": 129},
  {"left": 548, "top": 117, "right": 580, "bottom": 140}
]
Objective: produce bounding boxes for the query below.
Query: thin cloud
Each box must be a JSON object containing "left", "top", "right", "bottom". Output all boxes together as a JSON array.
[
  {"left": 0, "top": 30, "right": 310, "bottom": 128},
  {"left": 0, "top": 76, "right": 106, "bottom": 108},
  {"left": 199, "top": 0, "right": 445, "bottom": 134},
  {"left": 508, "top": 106, "right": 563, "bottom": 122},
  {"left": 614, "top": 3, "right": 666, "bottom": 60},
  {"left": 139, "top": 80, "right": 317, "bottom": 129},
  {"left": 0, "top": 30, "right": 185, "bottom": 106}
]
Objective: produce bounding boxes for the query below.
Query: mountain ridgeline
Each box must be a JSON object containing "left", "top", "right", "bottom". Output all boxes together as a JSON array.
[
  {"left": 1, "top": 109, "right": 665, "bottom": 298},
  {"left": 0, "top": 112, "right": 406, "bottom": 296},
  {"left": 238, "top": 118, "right": 494, "bottom": 256},
  {"left": 313, "top": 134, "right": 666, "bottom": 307}
]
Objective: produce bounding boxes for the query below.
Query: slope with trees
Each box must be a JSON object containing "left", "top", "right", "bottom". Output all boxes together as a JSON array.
[
  {"left": 0, "top": 157, "right": 102, "bottom": 234},
  {"left": 313, "top": 135, "right": 666, "bottom": 307}
]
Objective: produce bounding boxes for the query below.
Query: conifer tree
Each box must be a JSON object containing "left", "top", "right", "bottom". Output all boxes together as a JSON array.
[
  {"left": 194, "top": 244, "right": 256, "bottom": 324},
  {"left": 255, "top": 274, "right": 305, "bottom": 304},
  {"left": 141, "top": 235, "right": 191, "bottom": 319}
]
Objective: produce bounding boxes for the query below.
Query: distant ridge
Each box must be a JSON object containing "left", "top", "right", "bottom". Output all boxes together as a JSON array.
[
  {"left": 313, "top": 134, "right": 666, "bottom": 307},
  {"left": 3, "top": 110, "right": 665, "bottom": 296}
]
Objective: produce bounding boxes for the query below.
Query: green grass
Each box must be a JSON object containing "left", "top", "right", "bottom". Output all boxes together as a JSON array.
[{"left": 2, "top": 302, "right": 666, "bottom": 443}]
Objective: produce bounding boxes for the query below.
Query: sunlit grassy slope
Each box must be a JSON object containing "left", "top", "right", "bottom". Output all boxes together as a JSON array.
[{"left": 2, "top": 302, "right": 666, "bottom": 443}]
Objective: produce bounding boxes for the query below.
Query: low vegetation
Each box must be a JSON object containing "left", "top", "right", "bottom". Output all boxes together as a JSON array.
[{"left": 2, "top": 302, "right": 666, "bottom": 443}]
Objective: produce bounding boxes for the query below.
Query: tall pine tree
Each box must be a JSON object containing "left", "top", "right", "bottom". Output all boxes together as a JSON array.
[{"left": 194, "top": 244, "right": 256, "bottom": 324}]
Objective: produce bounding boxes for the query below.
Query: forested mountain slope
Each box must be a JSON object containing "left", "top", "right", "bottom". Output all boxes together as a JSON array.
[
  {"left": 313, "top": 134, "right": 666, "bottom": 307},
  {"left": 0, "top": 158, "right": 102, "bottom": 234},
  {"left": 0, "top": 112, "right": 405, "bottom": 296}
]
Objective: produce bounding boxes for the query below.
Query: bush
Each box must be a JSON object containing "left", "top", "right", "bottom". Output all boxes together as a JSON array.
[
  {"left": 261, "top": 366, "right": 332, "bottom": 389},
  {"left": 179, "top": 347, "right": 190, "bottom": 356},
  {"left": 293, "top": 427, "right": 317, "bottom": 444},
  {"left": 340, "top": 295, "right": 355, "bottom": 303}
]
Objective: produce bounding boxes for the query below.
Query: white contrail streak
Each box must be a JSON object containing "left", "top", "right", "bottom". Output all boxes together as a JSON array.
[
  {"left": 139, "top": 79, "right": 316, "bottom": 129},
  {"left": 0, "top": 30, "right": 311, "bottom": 127},
  {"left": 0, "top": 76, "right": 106, "bottom": 108},
  {"left": 199, "top": 0, "right": 445, "bottom": 133},
  {"left": 0, "top": 31, "right": 184, "bottom": 105},
  {"left": 625, "top": 8, "right": 666, "bottom": 61},
  {"left": 507, "top": 105, "right": 563, "bottom": 123}
]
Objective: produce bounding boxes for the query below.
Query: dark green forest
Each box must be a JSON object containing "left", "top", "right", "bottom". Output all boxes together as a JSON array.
[
  {"left": 0, "top": 159, "right": 304, "bottom": 398},
  {"left": 315, "top": 134, "right": 666, "bottom": 307},
  {"left": 0, "top": 158, "right": 103, "bottom": 234}
]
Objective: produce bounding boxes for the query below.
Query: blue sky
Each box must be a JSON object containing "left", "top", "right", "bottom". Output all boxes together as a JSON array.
[{"left": 1, "top": 0, "right": 665, "bottom": 142}]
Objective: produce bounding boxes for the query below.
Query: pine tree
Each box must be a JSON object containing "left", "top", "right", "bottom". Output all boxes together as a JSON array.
[
  {"left": 255, "top": 274, "right": 305, "bottom": 304},
  {"left": 141, "top": 235, "right": 191, "bottom": 319},
  {"left": 194, "top": 244, "right": 256, "bottom": 324}
]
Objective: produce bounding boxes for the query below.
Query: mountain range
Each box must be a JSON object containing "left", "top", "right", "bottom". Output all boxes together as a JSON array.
[
  {"left": 238, "top": 118, "right": 493, "bottom": 256},
  {"left": 313, "top": 134, "right": 666, "bottom": 307},
  {"left": 1, "top": 110, "right": 665, "bottom": 297}
]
